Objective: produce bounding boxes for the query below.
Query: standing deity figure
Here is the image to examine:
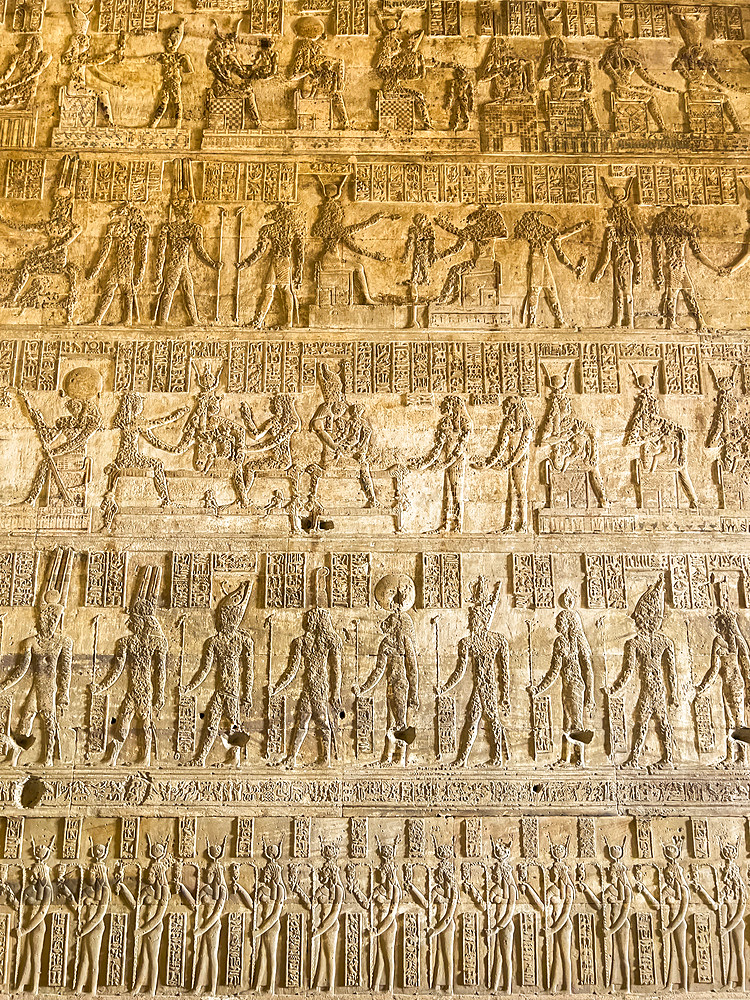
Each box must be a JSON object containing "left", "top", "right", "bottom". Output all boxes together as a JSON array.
[
  {"left": 407, "top": 840, "right": 459, "bottom": 989},
  {"left": 690, "top": 838, "right": 747, "bottom": 989},
  {"left": 591, "top": 179, "right": 642, "bottom": 328},
  {"left": 2, "top": 547, "right": 73, "bottom": 765},
  {"left": 625, "top": 366, "right": 699, "bottom": 508},
  {"left": 309, "top": 362, "right": 379, "bottom": 508},
  {"left": 176, "top": 839, "right": 228, "bottom": 993},
  {"left": 446, "top": 66, "right": 474, "bottom": 130},
  {"left": 0, "top": 32, "right": 51, "bottom": 109},
  {"left": 472, "top": 395, "right": 534, "bottom": 533},
  {"left": 87, "top": 202, "right": 149, "bottom": 325},
  {"left": 400, "top": 213, "right": 437, "bottom": 327},
  {"left": 521, "top": 840, "right": 577, "bottom": 993},
  {"left": 72, "top": 839, "right": 112, "bottom": 996},
  {"left": 375, "top": 16, "right": 433, "bottom": 128},
  {"left": 185, "top": 581, "right": 254, "bottom": 767},
  {"left": 15, "top": 838, "right": 55, "bottom": 993},
  {"left": 274, "top": 604, "right": 343, "bottom": 768},
  {"left": 658, "top": 839, "right": 691, "bottom": 990},
  {"left": 347, "top": 837, "right": 402, "bottom": 992},
  {"left": 154, "top": 188, "right": 221, "bottom": 326},
  {"left": 312, "top": 176, "right": 398, "bottom": 305},
  {"left": 253, "top": 838, "right": 286, "bottom": 992},
  {"left": 291, "top": 838, "right": 345, "bottom": 990},
  {"left": 207, "top": 22, "right": 278, "bottom": 129},
  {"left": 529, "top": 589, "right": 595, "bottom": 767},
  {"left": 355, "top": 574, "right": 419, "bottom": 766},
  {"left": 464, "top": 837, "right": 518, "bottom": 993},
  {"left": 434, "top": 206, "right": 507, "bottom": 305},
  {"left": 60, "top": 3, "right": 123, "bottom": 126},
  {"left": 440, "top": 576, "right": 510, "bottom": 767},
  {"left": 539, "top": 364, "right": 607, "bottom": 506},
  {"left": 576, "top": 838, "right": 633, "bottom": 991},
  {"left": 513, "top": 211, "right": 588, "bottom": 327},
  {"left": 237, "top": 203, "right": 306, "bottom": 329},
  {"left": 651, "top": 204, "right": 725, "bottom": 333},
  {"left": 147, "top": 20, "right": 193, "bottom": 128},
  {"left": 94, "top": 566, "right": 167, "bottom": 766},
  {"left": 0, "top": 163, "right": 82, "bottom": 324},
  {"left": 15, "top": 366, "right": 102, "bottom": 508},
  {"left": 115, "top": 836, "right": 172, "bottom": 995},
  {"left": 408, "top": 394, "right": 473, "bottom": 533},
  {"left": 290, "top": 16, "right": 350, "bottom": 127},
  {"left": 608, "top": 575, "right": 680, "bottom": 769},
  {"left": 101, "top": 390, "right": 189, "bottom": 522},
  {"left": 479, "top": 35, "right": 535, "bottom": 99},
  {"left": 694, "top": 602, "right": 750, "bottom": 767},
  {"left": 672, "top": 7, "right": 744, "bottom": 132},
  {"left": 599, "top": 15, "right": 675, "bottom": 131}
]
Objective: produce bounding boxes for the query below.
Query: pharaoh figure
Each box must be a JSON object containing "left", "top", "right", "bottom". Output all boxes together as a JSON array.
[
  {"left": 185, "top": 581, "right": 254, "bottom": 767},
  {"left": 513, "top": 211, "right": 588, "bottom": 328},
  {"left": 355, "top": 574, "right": 419, "bottom": 767},
  {"left": 147, "top": 20, "right": 193, "bottom": 129},
  {"left": 94, "top": 566, "right": 167, "bottom": 766},
  {"left": 408, "top": 394, "right": 473, "bottom": 533},
  {"left": 473, "top": 395, "right": 534, "bottom": 533},
  {"left": 440, "top": 576, "right": 510, "bottom": 767},
  {"left": 2, "top": 547, "right": 73, "bottom": 765},
  {"left": 206, "top": 21, "right": 278, "bottom": 128},
  {"left": 608, "top": 575, "right": 680, "bottom": 769}
]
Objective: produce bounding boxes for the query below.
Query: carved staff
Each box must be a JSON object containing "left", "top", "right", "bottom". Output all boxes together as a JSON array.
[
  {"left": 215, "top": 207, "right": 225, "bottom": 324},
  {"left": 689, "top": 618, "right": 715, "bottom": 754},
  {"left": 432, "top": 616, "right": 454, "bottom": 760},
  {"left": 234, "top": 206, "right": 244, "bottom": 326},
  {"left": 17, "top": 390, "right": 74, "bottom": 506},
  {"left": 86, "top": 614, "right": 102, "bottom": 761},
  {"left": 263, "top": 615, "right": 275, "bottom": 759},
  {"left": 597, "top": 616, "right": 627, "bottom": 758}
]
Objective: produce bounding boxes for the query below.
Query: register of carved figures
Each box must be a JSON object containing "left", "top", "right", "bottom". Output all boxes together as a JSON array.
[{"left": 4, "top": 0, "right": 750, "bottom": 996}]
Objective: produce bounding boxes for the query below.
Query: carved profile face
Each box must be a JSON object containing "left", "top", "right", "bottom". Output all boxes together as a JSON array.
[{"left": 37, "top": 601, "right": 63, "bottom": 636}]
